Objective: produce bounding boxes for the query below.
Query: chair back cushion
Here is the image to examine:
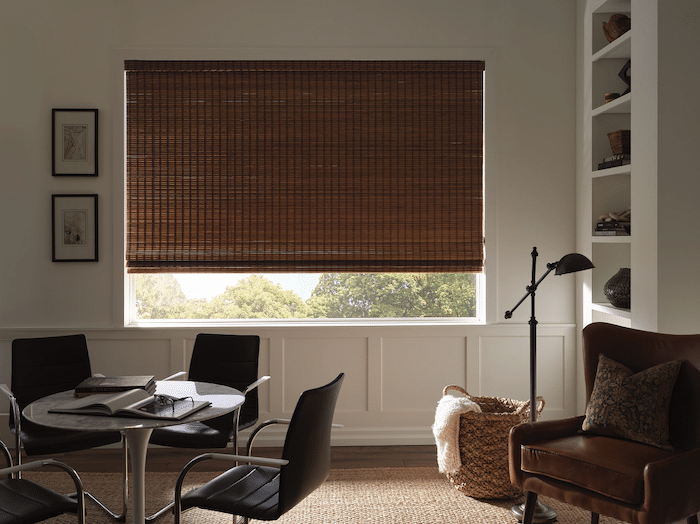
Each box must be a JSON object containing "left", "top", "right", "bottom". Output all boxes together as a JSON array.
[
  {"left": 188, "top": 334, "right": 261, "bottom": 431},
  {"left": 11, "top": 335, "right": 92, "bottom": 421},
  {"left": 279, "top": 373, "right": 344, "bottom": 513},
  {"left": 583, "top": 323, "right": 700, "bottom": 450}
]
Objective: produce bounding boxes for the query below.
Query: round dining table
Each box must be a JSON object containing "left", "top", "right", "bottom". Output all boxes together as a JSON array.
[{"left": 23, "top": 380, "right": 245, "bottom": 524}]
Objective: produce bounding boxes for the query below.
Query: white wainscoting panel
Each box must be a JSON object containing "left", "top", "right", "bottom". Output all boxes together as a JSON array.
[
  {"left": 280, "top": 337, "right": 368, "bottom": 414},
  {"left": 89, "top": 337, "right": 171, "bottom": 378},
  {"left": 380, "top": 336, "right": 467, "bottom": 412},
  {"left": 0, "top": 324, "right": 577, "bottom": 447}
]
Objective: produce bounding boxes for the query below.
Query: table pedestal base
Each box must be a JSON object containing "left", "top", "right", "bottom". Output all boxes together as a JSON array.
[{"left": 125, "top": 428, "right": 154, "bottom": 524}]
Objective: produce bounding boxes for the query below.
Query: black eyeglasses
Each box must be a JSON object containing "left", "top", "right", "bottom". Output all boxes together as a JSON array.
[{"left": 153, "top": 394, "right": 194, "bottom": 413}]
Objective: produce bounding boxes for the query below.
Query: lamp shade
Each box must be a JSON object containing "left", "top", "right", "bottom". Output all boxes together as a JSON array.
[{"left": 554, "top": 253, "right": 595, "bottom": 275}]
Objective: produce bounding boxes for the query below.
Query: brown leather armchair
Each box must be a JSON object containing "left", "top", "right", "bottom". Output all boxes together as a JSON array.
[{"left": 509, "top": 322, "right": 700, "bottom": 524}]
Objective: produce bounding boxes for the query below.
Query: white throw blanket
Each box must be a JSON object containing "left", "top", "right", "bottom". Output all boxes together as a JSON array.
[{"left": 432, "top": 393, "right": 481, "bottom": 474}]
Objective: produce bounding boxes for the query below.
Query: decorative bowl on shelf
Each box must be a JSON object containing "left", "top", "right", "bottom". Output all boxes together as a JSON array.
[
  {"left": 604, "top": 268, "right": 631, "bottom": 309},
  {"left": 605, "top": 93, "right": 621, "bottom": 104},
  {"left": 603, "top": 14, "right": 631, "bottom": 43}
]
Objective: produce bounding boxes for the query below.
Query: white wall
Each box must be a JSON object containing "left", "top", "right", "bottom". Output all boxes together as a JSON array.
[
  {"left": 655, "top": 0, "right": 700, "bottom": 333},
  {"left": 0, "top": 0, "right": 579, "bottom": 446}
]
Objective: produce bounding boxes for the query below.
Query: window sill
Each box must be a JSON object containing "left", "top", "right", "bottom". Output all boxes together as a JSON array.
[{"left": 125, "top": 317, "right": 484, "bottom": 329}]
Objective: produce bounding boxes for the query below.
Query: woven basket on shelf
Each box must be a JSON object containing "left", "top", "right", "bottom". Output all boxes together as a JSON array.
[
  {"left": 442, "top": 385, "right": 544, "bottom": 500},
  {"left": 607, "top": 129, "right": 631, "bottom": 155}
]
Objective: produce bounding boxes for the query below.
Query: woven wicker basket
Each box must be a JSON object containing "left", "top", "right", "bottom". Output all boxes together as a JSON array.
[
  {"left": 607, "top": 129, "right": 631, "bottom": 155},
  {"left": 442, "top": 385, "right": 544, "bottom": 500}
]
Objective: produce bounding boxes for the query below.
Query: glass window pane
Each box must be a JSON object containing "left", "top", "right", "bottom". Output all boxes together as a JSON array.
[{"left": 133, "top": 273, "right": 478, "bottom": 320}]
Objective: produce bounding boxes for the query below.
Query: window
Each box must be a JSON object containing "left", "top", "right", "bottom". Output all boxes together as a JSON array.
[
  {"left": 125, "top": 60, "right": 484, "bottom": 321},
  {"left": 132, "top": 272, "right": 479, "bottom": 320}
]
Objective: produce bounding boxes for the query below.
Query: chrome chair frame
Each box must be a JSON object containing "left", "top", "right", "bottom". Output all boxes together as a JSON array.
[
  {"left": 174, "top": 374, "right": 344, "bottom": 524},
  {"left": 145, "top": 374, "right": 270, "bottom": 522},
  {"left": 1, "top": 383, "right": 128, "bottom": 521},
  {"left": 0, "top": 438, "right": 86, "bottom": 524}
]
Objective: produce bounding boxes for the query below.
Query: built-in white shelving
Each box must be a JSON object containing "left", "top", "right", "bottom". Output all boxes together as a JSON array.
[
  {"left": 591, "top": 92, "right": 631, "bottom": 117},
  {"left": 586, "top": 0, "right": 632, "bottom": 324},
  {"left": 591, "top": 302, "right": 631, "bottom": 319}
]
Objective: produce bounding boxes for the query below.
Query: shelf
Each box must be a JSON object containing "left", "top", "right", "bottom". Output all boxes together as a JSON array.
[
  {"left": 592, "top": 164, "right": 631, "bottom": 178},
  {"left": 592, "top": 302, "right": 631, "bottom": 319},
  {"left": 587, "top": 0, "right": 634, "bottom": 326},
  {"left": 592, "top": 0, "right": 631, "bottom": 15},
  {"left": 592, "top": 30, "right": 631, "bottom": 62},
  {"left": 592, "top": 92, "right": 631, "bottom": 116},
  {"left": 592, "top": 235, "right": 631, "bottom": 244}
]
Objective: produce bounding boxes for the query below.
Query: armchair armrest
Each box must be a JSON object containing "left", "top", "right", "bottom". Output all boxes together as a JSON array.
[
  {"left": 643, "top": 447, "right": 700, "bottom": 523},
  {"left": 191, "top": 452, "right": 288, "bottom": 468},
  {"left": 509, "top": 416, "right": 584, "bottom": 488},
  {"left": 0, "top": 458, "right": 84, "bottom": 478},
  {"left": 510, "top": 416, "right": 585, "bottom": 445},
  {"left": 0, "top": 384, "right": 22, "bottom": 460},
  {"left": 0, "top": 457, "right": 85, "bottom": 519},
  {"left": 162, "top": 371, "right": 187, "bottom": 381},
  {"left": 245, "top": 418, "right": 288, "bottom": 455},
  {"left": 243, "top": 375, "right": 270, "bottom": 395},
  {"left": 0, "top": 383, "right": 17, "bottom": 410},
  {"left": 245, "top": 417, "right": 343, "bottom": 455}
]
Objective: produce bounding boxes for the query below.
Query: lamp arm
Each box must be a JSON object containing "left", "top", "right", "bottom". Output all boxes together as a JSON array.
[{"left": 504, "top": 264, "right": 557, "bottom": 319}]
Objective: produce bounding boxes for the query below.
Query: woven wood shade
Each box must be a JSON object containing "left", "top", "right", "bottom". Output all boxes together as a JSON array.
[{"left": 125, "top": 60, "right": 484, "bottom": 273}]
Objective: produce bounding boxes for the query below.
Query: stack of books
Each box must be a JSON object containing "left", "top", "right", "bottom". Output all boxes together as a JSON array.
[
  {"left": 598, "top": 154, "right": 631, "bottom": 170},
  {"left": 74, "top": 375, "right": 156, "bottom": 397},
  {"left": 594, "top": 220, "right": 630, "bottom": 236}
]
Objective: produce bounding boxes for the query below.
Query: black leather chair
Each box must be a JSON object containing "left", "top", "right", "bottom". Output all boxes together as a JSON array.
[
  {"left": 174, "top": 373, "right": 344, "bottom": 524},
  {"left": 509, "top": 322, "right": 700, "bottom": 524},
  {"left": 0, "top": 438, "right": 85, "bottom": 524},
  {"left": 150, "top": 334, "right": 269, "bottom": 453},
  {"left": 147, "top": 334, "right": 269, "bottom": 521},
  {"left": 1, "top": 334, "right": 127, "bottom": 521}
]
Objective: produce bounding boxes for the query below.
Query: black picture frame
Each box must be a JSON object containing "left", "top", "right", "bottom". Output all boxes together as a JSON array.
[
  {"left": 52, "top": 109, "right": 98, "bottom": 176},
  {"left": 52, "top": 194, "right": 98, "bottom": 262}
]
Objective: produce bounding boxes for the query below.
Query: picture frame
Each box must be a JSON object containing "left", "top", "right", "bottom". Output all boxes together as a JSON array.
[
  {"left": 52, "top": 109, "right": 98, "bottom": 176},
  {"left": 52, "top": 194, "right": 98, "bottom": 262}
]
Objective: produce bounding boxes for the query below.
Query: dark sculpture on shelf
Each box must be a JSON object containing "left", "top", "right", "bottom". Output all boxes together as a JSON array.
[{"left": 619, "top": 59, "right": 631, "bottom": 95}]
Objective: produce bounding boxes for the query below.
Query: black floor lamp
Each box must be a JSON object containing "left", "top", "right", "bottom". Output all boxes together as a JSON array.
[{"left": 505, "top": 247, "right": 594, "bottom": 524}]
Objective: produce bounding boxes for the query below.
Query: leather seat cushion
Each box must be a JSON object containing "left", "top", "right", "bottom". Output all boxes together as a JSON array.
[
  {"left": 150, "top": 421, "right": 231, "bottom": 449},
  {"left": 19, "top": 420, "right": 121, "bottom": 456},
  {"left": 0, "top": 478, "right": 78, "bottom": 523},
  {"left": 181, "top": 464, "right": 280, "bottom": 520},
  {"left": 521, "top": 434, "right": 673, "bottom": 504}
]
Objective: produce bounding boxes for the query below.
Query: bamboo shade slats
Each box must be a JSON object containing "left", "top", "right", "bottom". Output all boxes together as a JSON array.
[{"left": 125, "top": 60, "right": 484, "bottom": 273}]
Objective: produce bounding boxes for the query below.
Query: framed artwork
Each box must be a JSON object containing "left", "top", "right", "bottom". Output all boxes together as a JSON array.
[
  {"left": 52, "top": 194, "right": 98, "bottom": 262},
  {"left": 52, "top": 109, "right": 98, "bottom": 176}
]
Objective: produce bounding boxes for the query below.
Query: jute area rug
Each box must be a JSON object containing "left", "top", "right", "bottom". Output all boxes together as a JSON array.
[{"left": 25, "top": 467, "right": 625, "bottom": 524}]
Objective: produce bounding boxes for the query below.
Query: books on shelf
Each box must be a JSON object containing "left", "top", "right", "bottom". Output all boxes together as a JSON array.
[
  {"left": 51, "top": 389, "right": 211, "bottom": 420},
  {"left": 74, "top": 375, "right": 156, "bottom": 397},
  {"left": 595, "top": 220, "right": 630, "bottom": 236},
  {"left": 594, "top": 229, "right": 630, "bottom": 236},
  {"left": 597, "top": 154, "right": 631, "bottom": 170}
]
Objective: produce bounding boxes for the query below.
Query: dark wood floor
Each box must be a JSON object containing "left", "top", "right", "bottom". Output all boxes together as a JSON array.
[{"left": 24, "top": 445, "right": 437, "bottom": 472}]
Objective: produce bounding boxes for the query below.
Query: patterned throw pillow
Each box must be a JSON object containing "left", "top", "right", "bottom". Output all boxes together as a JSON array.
[{"left": 582, "top": 354, "right": 681, "bottom": 450}]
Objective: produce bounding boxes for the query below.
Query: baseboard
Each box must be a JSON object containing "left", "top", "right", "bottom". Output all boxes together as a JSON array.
[{"left": 238, "top": 425, "right": 436, "bottom": 447}]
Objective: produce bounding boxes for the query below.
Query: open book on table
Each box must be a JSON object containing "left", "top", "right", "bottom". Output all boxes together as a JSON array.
[{"left": 50, "top": 389, "right": 211, "bottom": 420}]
